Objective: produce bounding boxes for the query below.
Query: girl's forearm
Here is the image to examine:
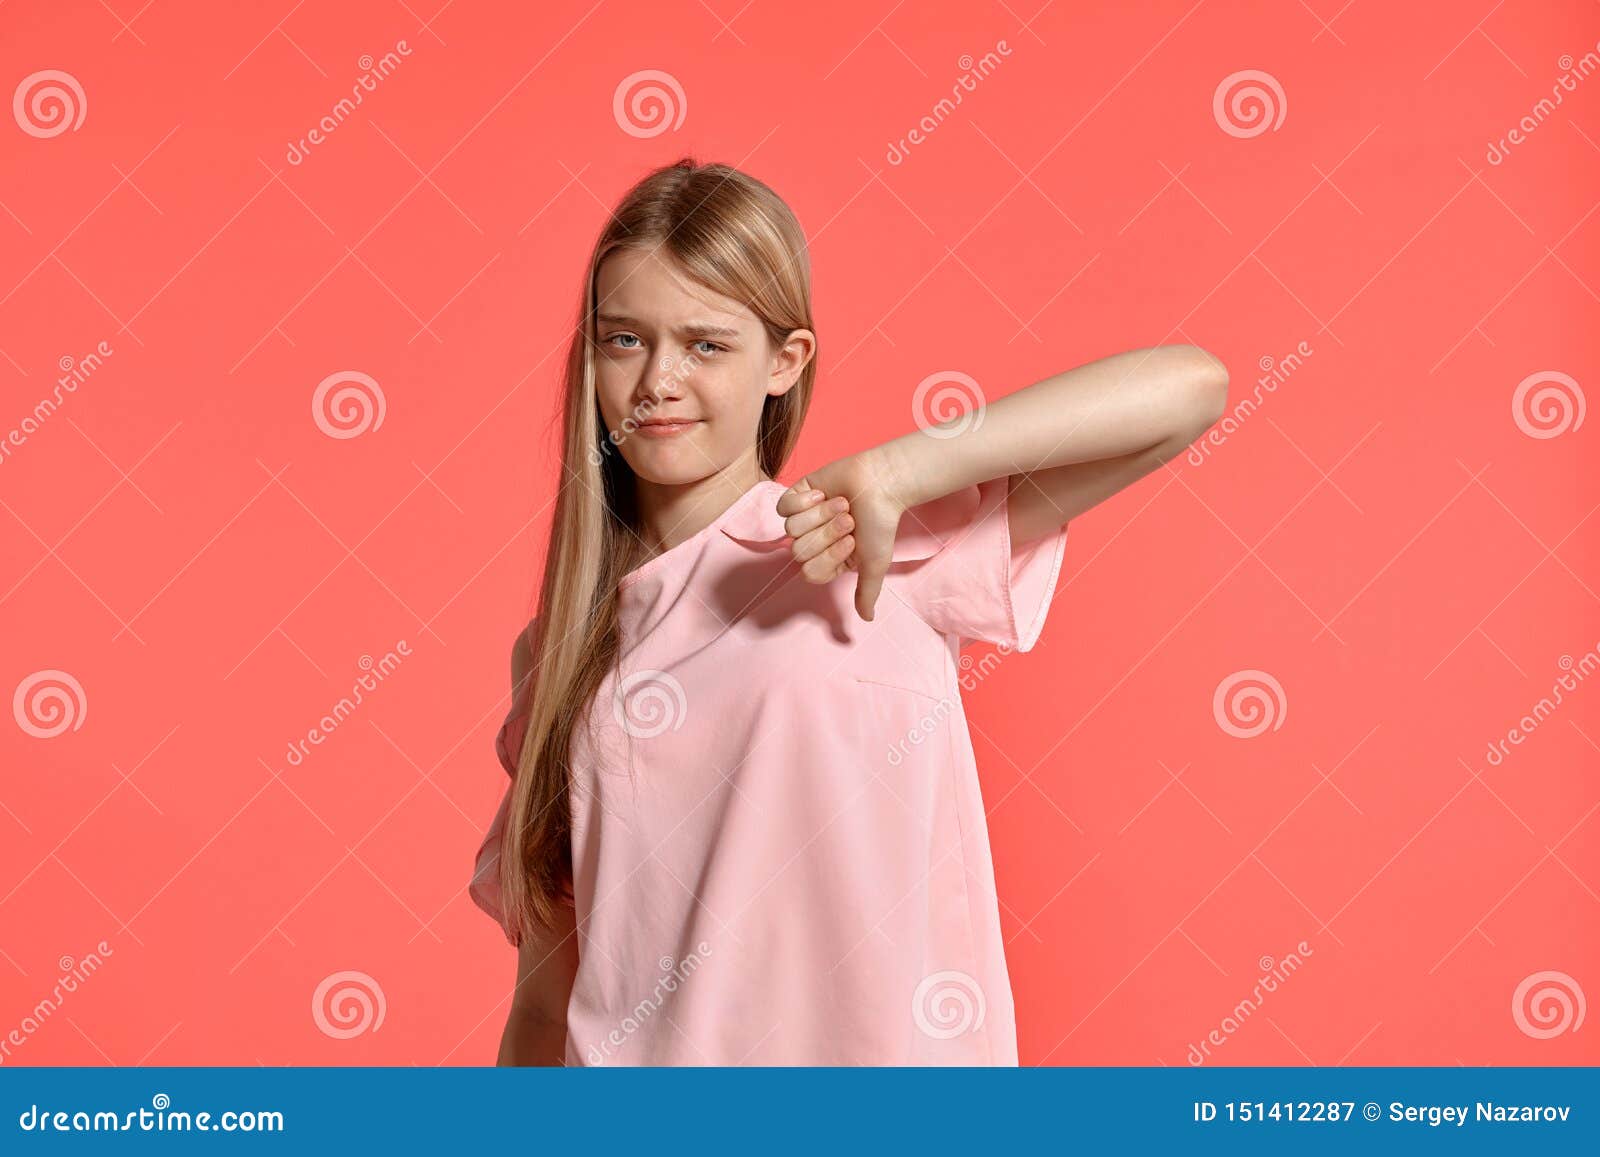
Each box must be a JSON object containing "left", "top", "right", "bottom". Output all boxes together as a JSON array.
[{"left": 879, "top": 343, "right": 1228, "bottom": 508}]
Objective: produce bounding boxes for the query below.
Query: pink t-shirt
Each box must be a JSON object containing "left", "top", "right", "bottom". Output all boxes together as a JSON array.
[{"left": 470, "top": 474, "right": 1069, "bottom": 1065}]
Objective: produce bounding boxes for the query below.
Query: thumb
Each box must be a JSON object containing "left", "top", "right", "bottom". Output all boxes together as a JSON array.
[
  {"left": 778, "top": 476, "right": 816, "bottom": 516},
  {"left": 854, "top": 566, "right": 884, "bottom": 622}
]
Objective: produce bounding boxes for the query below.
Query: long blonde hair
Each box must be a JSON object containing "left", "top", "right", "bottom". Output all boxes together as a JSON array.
[{"left": 498, "top": 157, "right": 818, "bottom": 942}]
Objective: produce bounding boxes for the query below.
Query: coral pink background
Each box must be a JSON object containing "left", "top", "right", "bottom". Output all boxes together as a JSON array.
[{"left": 1, "top": 0, "right": 1596, "bottom": 1065}]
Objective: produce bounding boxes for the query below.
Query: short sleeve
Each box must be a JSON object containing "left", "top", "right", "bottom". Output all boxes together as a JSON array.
[
  {"left": 467, "top": 620, "right": 537, "bottom": 946},
  {"left": 468, "top": 785, "right": 517, "bottom": 945},
  {"left": 890, "top": 474, "right": 1069, "bottom": 653}
]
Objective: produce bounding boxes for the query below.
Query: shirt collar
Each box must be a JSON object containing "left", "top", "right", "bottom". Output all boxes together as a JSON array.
[{"left": 716, "top": 479, "right": 792, "bottom": 550}]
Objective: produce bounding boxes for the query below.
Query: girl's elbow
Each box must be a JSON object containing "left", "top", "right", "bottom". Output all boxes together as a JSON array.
[{"left": 1166, "top": 344, "right": 1229, "bottom": 432}]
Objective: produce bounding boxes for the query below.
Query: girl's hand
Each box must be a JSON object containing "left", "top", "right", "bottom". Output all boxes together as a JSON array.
[
  {"left": 775, "top": 446, "right": 911, "bottom": 622},
  {"left": 777, "top": 489, "right": 856, "bottom": 584}
]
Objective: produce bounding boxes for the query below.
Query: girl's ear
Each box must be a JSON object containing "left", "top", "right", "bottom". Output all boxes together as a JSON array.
[{"left": 767, "top": 327, "right": 815, "bottom": 396}]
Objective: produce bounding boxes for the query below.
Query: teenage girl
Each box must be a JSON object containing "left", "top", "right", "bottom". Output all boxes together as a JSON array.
[{"left": 470, "top": 157, "right": 1228, "bottom": 1066}]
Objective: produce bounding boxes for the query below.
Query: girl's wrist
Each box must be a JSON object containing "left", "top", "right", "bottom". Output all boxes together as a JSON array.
[
  {"left": 860, "top": 439, "right": 908, "bottom": 513},
  {"left": 871, "top": 431, "right": 943, "bottom": 512}
]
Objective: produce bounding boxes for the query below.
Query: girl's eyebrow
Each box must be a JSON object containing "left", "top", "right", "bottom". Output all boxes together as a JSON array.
[{"left": 595, "top": 314, "right": 742, "bottom": 339}]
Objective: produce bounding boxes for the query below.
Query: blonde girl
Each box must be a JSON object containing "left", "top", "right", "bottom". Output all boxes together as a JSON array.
[{"left": 470, "top": 157, "right": 1227, "bottom": 1066}]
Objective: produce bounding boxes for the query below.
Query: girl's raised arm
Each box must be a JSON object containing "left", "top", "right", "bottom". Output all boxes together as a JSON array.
[
  {"left": 881, "top": 343, "right": 1228, "bottom": 543},
  {"left": 779, "top": 344, "right": 1228, "bottom": 621}
]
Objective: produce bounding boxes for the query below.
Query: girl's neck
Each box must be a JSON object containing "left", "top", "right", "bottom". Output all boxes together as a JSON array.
[{"left": 633, "top": 466, "right": 769, "bottom": 561}]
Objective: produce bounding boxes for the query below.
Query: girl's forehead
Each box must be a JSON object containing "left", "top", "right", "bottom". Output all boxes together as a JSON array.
[{"left": 597, "top": 249, "right": 756, "bottom": 326}]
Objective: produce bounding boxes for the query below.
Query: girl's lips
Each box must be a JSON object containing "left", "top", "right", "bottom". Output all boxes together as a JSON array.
[{"left": 636, "top": 420, "right": 701, "bottom": 439}]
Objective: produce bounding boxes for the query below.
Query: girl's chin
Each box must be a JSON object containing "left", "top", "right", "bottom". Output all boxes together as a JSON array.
[{"left": 623, "top": 451, "right": 725, "bottom": 484}]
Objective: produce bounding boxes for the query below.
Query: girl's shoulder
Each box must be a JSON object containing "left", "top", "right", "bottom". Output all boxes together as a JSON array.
[
  {"left": 494, "top": 616, "right": 539, "bottom": 777},
  {"left": 510, "top": 615, "right": 536, "bottom": 697}
]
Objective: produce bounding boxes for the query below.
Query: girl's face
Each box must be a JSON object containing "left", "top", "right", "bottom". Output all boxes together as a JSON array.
[{"left": 592, "top": 246, "right": 812, "bottom": 486}]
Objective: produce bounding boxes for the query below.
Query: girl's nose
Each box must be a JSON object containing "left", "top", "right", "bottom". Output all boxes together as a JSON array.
[
  {"left": 656, "top": 351, "right": 692, "bottom": 380},
  {"left": 640, "top": 353, "right": 689, "bottom": 401}
]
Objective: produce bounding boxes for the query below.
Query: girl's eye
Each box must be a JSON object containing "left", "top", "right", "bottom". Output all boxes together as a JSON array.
[{"left": 602, "top": 334, "right": 723, "bottom": 355}]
